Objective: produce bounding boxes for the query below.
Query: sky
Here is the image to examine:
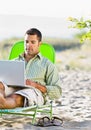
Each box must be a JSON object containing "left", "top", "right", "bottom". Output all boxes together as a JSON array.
[
  {"left": 0, "top": 0, "right": 91, "bottom": 18},
  {"left": 0, "top": 0, "right": 91, "bottom": 40}
]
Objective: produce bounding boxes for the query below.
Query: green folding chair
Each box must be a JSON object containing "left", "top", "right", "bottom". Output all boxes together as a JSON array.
[
  {"left": 0, "top": 41, "right": 56, "bottom": 124},
  {"left": 9, "top": 40, "right": 55, "bottom": 63},
  {"left": 0, "top": 103, "right": 53, "bottom": 125}
]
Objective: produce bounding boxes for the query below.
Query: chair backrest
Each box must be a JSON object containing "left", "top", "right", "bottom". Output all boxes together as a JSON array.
[{"left": 9, "top": 41, "right": 55, "bottom": 63}]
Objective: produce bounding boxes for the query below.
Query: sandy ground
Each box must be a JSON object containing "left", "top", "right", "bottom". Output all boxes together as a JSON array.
[{"left": 0, "top": 70, "right": 91, "bottom": 130}]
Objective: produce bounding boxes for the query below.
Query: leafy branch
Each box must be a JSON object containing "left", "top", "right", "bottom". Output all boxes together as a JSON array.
[{"left": 68, "top": 17, "right": 91, "bottom": 43}]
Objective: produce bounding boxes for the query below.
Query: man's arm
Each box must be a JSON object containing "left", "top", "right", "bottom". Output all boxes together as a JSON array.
[
  {"left": 26, "top": 79, "right": 47, "bottom": 93},
  {"left": 45, "top": 62, "right": 62, "bottom": 100}
]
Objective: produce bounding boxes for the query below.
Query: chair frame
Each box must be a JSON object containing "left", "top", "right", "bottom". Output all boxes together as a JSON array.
[{"left": 0, "top": 102, "right": 53, "bottom": 124}]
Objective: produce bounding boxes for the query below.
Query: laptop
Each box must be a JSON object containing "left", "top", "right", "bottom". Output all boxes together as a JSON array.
[{"left": 0, "top": 60, "right": 27, "bottom": 88}]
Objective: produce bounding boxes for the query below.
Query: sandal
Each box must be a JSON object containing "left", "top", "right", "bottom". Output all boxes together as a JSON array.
[
  {"left": 51, "top": 116, "right": 63, "bottom": 126},
  {"left": 36, "top": 116, "right": 63, "bottom": 127}
]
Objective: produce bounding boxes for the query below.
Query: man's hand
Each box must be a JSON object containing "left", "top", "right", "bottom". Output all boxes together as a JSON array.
[
  {"left": 26, "top": 79, "right": 36, "bottom": 86},
  {"left": 26, "top": 79, "right": 47, "bottom": 93}
]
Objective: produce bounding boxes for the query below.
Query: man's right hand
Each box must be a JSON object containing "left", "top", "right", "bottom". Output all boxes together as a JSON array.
[{"left": 26, "top": 79, "right": 47, "bottom": 93}]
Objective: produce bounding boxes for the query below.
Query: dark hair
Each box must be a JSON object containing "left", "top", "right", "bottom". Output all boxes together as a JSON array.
[{"left": 25, "top": 28, "right": 42, "bottom": 42}]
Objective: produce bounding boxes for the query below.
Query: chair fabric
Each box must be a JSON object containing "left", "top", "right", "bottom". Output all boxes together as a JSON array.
[{"left": 9, "top": 40, "right": 55, "bottom": 63}]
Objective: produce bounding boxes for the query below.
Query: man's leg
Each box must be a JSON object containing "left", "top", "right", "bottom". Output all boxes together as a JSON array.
[
  {"left": 0, "top": 82, "right": 5, "bottom": 97},
  {"left": 0, "top": 82, "right": 24, "bottom": 109},
  {"left": 0, "top": 94, "right": 24, "bottom": 109}
]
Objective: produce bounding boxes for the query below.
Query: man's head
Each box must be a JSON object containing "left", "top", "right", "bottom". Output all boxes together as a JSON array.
[{"left": 24, "top": 28, "right": 42, "bottom": 57}]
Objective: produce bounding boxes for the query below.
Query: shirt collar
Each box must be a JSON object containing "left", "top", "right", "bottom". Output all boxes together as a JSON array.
[
  {"left": 19, "top": 52, "right": 42, "bottom": 60},
  {"left": 37, "top": 52, "right": 42, "bottom": 59}
]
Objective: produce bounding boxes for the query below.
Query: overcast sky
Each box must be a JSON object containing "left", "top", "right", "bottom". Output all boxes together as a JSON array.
[
  {"left": 0, "top": 0, "right": 91, "bottom": 18},
  {"left": 0, "top": 0, "right": 91, "bottom": 40}
]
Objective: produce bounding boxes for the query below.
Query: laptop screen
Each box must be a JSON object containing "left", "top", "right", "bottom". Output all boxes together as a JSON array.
[{"left": 0, "top": 60, "right": 25, "bottom": 86}]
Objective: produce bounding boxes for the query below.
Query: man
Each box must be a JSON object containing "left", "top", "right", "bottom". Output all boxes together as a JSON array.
[{"left": 0, "top": 28, "right": 62, "bottom": 108}]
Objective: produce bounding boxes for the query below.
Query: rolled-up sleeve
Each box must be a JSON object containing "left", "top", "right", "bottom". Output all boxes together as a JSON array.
[{"left": 45, "top": 63, "right": 62, "bottom": 100}]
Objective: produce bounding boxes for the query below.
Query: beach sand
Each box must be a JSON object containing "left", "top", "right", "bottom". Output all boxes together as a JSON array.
[{"left": 0, "top": 70, "right": 91, "bottom": 130}]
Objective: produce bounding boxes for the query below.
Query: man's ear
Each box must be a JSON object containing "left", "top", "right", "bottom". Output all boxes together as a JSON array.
[{"left": 39, "top": 41, "right": 42, "bottom": 46}]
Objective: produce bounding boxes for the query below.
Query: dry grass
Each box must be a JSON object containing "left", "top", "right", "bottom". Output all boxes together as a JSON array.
[
  {"left": 0, "top": 38, "right": 91, "bottom": 71},
  {"left": 56, "top": 42, "right": 91, "bottom": 71}
]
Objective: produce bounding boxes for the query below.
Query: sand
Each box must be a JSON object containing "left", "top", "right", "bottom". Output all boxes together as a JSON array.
[{"left": 0, "top": 70, "right": 91, "bottom": 130}]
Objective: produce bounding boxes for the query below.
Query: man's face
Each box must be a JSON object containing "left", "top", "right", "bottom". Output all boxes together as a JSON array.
[{"left": 24, "top": 34, "right": 41, "bottom": 56}]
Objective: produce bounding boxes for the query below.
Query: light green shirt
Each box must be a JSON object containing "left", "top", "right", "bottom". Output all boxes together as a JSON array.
[{"left": 17, "top": 53, "right": 62, "bottom": 100}]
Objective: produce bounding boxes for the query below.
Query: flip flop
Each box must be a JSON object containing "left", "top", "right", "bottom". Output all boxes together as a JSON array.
[
  {"left": 51, "top": 116, "right": 63, "bottom": 126},
  {"left": 36, "top": 116, "right": 63, "bottom": 127},
  {"left": 36, "top": 116, "right": 52, "bottom": 127}
]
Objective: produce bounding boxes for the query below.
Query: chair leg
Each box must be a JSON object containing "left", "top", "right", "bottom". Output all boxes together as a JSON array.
[
  {"left": 32, "top": 105, "right": 38, "bottom": 124},
  {"left": 32, "top": 101, "right": 53, "bottom": 125},
  {"left": 49, "top": 101, "right": 53, "bottom": 119}
]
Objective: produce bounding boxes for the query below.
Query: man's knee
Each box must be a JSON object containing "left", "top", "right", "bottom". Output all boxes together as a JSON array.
[{"left": 0, "top": 82, "right": 5, "bottom": 90}]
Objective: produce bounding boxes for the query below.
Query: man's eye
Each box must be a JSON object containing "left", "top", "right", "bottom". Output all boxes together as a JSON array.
[
  {"left": 32, "top": 41, "right": 36, "bottom": 44},
  {"left": 26, "top": 40, "right": 28, "bottom": 43}
]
